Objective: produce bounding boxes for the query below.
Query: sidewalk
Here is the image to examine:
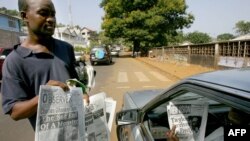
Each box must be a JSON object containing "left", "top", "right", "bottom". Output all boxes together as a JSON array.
[{"left": 136, "top": 57, "right": 215, "bottom": 79}]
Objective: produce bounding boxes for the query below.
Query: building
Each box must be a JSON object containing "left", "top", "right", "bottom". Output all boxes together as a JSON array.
[
  {"left": 0, "top": 13, "right": 24, "bottom": 48},
  {"left": 81, "top": 27, "right": 98, "bottom": 46},
  {"left": 53, "top": 26, "right": 86, "bottom": 48}
]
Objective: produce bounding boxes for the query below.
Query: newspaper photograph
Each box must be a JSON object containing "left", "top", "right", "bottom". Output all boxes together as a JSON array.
[
  {"left": 35, "top": 85, "right": 85, "bottom": 141},
  {"left": 105, "top": 97, "right": 117, "bottom": 132},
  {"left": 84, "top": 92, "right": 110, "bottom": 141},
  {"left": 166, "top": 101, "right": 208, "bottom": 141}
]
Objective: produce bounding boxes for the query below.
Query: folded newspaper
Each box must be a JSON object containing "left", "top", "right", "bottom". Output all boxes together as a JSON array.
[
  {"left": 35, "top": 83, "right": 116, "bottom": 141},
  {"left": 35, "top": 85, "right": 85, "bottom": 141},
  {"left": 166, "top": 100, "right": 208, "bottom": 141}
]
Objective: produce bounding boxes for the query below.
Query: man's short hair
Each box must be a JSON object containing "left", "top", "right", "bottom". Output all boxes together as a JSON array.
[{"left": 18, "top": 0, "right": 28, "bottom": 12}]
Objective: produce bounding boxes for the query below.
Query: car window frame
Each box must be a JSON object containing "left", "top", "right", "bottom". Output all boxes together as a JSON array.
[
  {"left": 141, "top": 82, "right": 250, "bottom": 117},
  {"left": 137, "top": 81, "right": 250, "bottom": 140}
]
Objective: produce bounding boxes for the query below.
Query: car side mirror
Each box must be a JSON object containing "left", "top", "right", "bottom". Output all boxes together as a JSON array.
[{"left": 116, "top": 109, "right": 139, "bottom": 126}]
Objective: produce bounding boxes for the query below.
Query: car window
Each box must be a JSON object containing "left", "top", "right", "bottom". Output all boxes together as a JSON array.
[
  {"left": 91, "top": 47, "right": 105, "bottom": 53},
  {"left": 0, "top": 48, "right": 13, "bottom": 59},
  {"left": 143, "top": 91, "right": 249, "bottom": 141}
]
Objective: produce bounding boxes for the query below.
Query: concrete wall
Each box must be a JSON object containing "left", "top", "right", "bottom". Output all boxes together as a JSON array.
[
  {"left": 152, "top": 40, "right": 250, "bottom": 68},
  {"left": 0, "top": 29, "right": 24, "bottom": 48}
]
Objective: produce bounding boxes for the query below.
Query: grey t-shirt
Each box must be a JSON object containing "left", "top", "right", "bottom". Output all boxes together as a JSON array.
[{"left": 1, "top": 38, "right": 78, "bottom": 129}]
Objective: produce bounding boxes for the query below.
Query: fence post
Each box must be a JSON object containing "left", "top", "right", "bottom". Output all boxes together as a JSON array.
[
  {"left": 161, "top": 46, "right": 164, "bottom": 61},
  {"left": 214, "top": 43, "right": 219, "bottom": 69}
]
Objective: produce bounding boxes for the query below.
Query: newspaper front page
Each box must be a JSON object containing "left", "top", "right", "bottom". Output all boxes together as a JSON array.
[
  {"left": 35, "top": 85, "right": 85, "bottom": 141},
  {"left": 84, "top": 92, "right": 110, "bottom": 141},
  {"left": 166, "top": 101, "right": 208, "bottom": 141}
]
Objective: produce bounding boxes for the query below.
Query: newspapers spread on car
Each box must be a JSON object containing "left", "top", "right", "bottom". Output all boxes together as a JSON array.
[
  {"left": 166, "top": 100, "right": 208, "bottom": 141},
  {"left": 84, "top": 92, "right": 110, "bottom": 141},
  {"left": 105, "top": 97, "right": 117, "bottom": 132},
  {"left": 35, "top": 85, "right": 85, "bottom": 141}
]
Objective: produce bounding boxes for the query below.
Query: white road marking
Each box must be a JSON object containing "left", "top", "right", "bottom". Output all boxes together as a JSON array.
[
  {"left": 134, "top": 72, "right": 150, "bottom": 82},
  {"left": 117, "top": 72, "right": 128, "bottom": 82},
  {"left": 149, "top": 71, "right": 170, "bottom": 81}
]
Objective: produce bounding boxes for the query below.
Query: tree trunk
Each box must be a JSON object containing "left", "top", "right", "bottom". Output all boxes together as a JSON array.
[{"left": 132, "top": 40, "right": 140, "bottom": 57}]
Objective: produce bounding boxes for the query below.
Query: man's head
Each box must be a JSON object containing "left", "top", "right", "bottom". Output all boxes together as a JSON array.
[
  {"left": 18, "top": 0, "right": 56, "bottom": 37},
  {"left": 228, "top": 108, "right": 249, "bottom": 125}
]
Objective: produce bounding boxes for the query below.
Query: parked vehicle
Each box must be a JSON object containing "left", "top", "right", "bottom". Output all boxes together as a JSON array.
[
  {"left": 74, "top": 51, "right": 85, "bottom": 63},
  {"left": 0, "top": 48, "right": 13, "bottom": 80},
  {"left": 111, "top": 49, "right": 120, "bottom": 57},
  {"left": 116, "top": 68, "right": 250, "bottom": 141},
  {"left": 90, "top": 46, "right": 112, "bottom": 65}
]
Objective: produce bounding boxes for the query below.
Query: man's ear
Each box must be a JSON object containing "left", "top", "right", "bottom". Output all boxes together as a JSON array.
[{"left": 20, "top": 11, "right": 27, "bottom": 21}]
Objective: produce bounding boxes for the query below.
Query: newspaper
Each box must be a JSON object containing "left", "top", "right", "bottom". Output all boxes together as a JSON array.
[
  {"left": 84, "top": 92, "right": 110, "bottom": 141},
  {"left": 166, "top": 101, "right": 208, "bottom": 141},
  {"left": 35, "top": 85, "right": 85, "bottom": 141},
  {"left": 105, "top": 97, "right": 117, "bottom": 132}
]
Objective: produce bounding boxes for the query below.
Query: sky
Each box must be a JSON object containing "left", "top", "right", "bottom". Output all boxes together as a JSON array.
[{"left": 1, "top": 0, "right": 250, "bottom": 38}]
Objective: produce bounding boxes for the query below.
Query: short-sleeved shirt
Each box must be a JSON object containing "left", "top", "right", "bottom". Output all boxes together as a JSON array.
[{"left": 1, "top": 38, "right": 78, "bottom": 129}]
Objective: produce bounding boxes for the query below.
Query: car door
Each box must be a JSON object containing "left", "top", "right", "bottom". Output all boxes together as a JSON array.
[{"left": 138, "top": 82, "right": 250, "bottom": 141}]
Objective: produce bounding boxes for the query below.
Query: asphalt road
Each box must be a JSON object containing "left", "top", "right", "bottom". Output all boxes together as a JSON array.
[
  {"left": 89, "top": 57, "right": 176, "bottom": 141},
  {"left": 0, "top": 57, "right": 176, "bottom": 141}
]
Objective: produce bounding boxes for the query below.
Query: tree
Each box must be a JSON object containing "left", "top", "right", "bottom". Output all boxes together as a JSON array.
[
  {"left": 234, "top": 20, "right": 250, "bottom": 35},
  {"left": 0, "top": 7, "right": 19, "bottom": 16},
  {"left": 217, "top": 33, "right": 235, "bottom": 41},
  {"left": 101, "top": 0, "right": 194, "bottom": 56},
  {"left": 185, "top": 31, "right": 211, "bottom": 44}
]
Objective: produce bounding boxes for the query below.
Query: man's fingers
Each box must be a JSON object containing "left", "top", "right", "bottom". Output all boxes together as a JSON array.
[
  {"left": 172, "top": 125, "right": 176, "bottom": 135},
  {"left": 46, "top": 80, "right": 69, "bottom": 91},
  {"left": 83, "top": 94, "right": 90, "bottom": 105}
]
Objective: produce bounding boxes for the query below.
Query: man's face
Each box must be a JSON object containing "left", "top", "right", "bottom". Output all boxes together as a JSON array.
[{"left": 24, "top": 0, "right": 56, "bottom": 37}]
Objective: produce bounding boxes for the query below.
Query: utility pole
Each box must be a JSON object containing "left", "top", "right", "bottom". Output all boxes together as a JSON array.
[{"left": 68, "top": 0, "right": 73, "bottom": 27}]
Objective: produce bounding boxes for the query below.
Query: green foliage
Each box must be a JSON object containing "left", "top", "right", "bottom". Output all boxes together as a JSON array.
[
  {"left": 166, "top": 31, "right": 185, "bottom": 45},
  {"left": 185, "top": 31, "right": 212, "bottom": 44},
  {"left": 0, "top": 7, "right": 19, "bottom": 16},
  {"left": 234, "top": 20, "right": 250, "bottom": 35},
  {"left": 217, "top": 33, "right": 235, "bottom": 41},
  {"left": 101, "top": 0, "right": 194, "bottom": 55},
  {"left": 74, "top": 46, "right": 90, "bottom": 54}
]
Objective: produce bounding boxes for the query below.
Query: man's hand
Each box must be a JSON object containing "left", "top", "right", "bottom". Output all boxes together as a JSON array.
[
  {"left": 46, "top": 80, "right": 69, "bottom": 91},
  {"left": 83, "top": 94, "right": 90, "bottom": 105},
  {"left": 166, "top": 125, "right": 179, "bottom": 141}
]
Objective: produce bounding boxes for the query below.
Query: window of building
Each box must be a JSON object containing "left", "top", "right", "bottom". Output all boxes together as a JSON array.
[{"left": 8, "top": 19, "right": 16, "bottom": 28}]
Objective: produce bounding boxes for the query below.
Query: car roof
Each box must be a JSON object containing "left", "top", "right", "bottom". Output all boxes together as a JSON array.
[{"left": 186, "top": 67, "right": 250, "bottom": 93}]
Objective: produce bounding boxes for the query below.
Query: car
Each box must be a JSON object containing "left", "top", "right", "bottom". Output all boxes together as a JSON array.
[
  {"left": 90, "top": 46, "right": 112, "bottom": 65},
  {"left": 116, "top": 68, "right": 250, "bottom": 141},
  {"left": 74, "top": 51, "right": 85, "bottom": 63},
  {"left": 0, "top": 48, "right": 13, "bottom": 80},
  {"left": 111, "top": 49, "right": 120, "bottom": 57}
]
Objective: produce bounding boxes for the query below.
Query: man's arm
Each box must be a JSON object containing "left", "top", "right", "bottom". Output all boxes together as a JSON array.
[
  {"left": 10, "top": 96, "right": 39, "bottom": 120},
  {"left": 10, "top": 80, "right": 69, "bottom": 121}
]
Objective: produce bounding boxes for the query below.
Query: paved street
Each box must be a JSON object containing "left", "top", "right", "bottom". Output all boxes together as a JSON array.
[
  {"left": 89, "top": 57, "right": 176, "bottom": 141},
  {"left": 0, "top": 57, "right": 177, "bottom": 141}
]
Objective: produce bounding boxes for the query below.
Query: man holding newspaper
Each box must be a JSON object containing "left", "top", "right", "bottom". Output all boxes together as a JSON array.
[{"left": 1, "top": 0, "right": 89, "bottom": 131}]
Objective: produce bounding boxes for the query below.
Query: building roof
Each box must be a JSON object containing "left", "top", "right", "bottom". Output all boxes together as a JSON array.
[
  {"left": 0, "top": 12, "right": 21, "bottom": 20},
  {"left": 231, "top": 34, "right": 250, "bottom": 41}
]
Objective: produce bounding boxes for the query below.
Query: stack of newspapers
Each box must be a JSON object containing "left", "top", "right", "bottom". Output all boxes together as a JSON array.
[{"left": 35, "top": 85, "right": 116, "bottom": 141}]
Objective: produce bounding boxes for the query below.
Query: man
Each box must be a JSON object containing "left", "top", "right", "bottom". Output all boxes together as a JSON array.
[{"left": 1, "top": 0, "right": 88, "bottom": 130}]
